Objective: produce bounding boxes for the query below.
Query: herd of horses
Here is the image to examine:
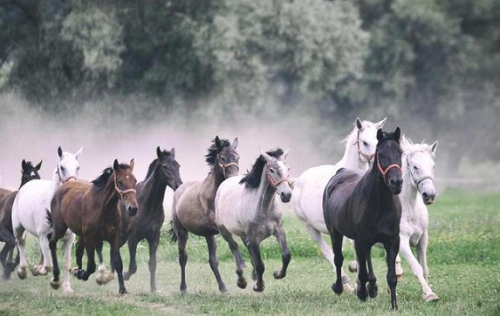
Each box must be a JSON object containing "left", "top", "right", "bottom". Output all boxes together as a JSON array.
[{"left": 0, "top": 117, "right": 440, "bottom": 310}]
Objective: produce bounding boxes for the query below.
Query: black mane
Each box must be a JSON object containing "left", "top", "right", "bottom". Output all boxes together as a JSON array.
[
  {"left": 205, "top": 138, "right": 231, "bottom": 168},
  {"left": 22, "top": 161, "right": 34, "bottom": 171},
  {"left": 145, "top": 150, "right": 173, "bottom": 180},
  {"left": 240, "top": 148, "right": 283, "bottom": 189},
  {"left": 92, "top": 163, "right": 130, "bottom": 188}
]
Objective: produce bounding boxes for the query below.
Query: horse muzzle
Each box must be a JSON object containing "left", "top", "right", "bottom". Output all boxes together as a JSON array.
[
  {"left": 422, "top": 192, "right": 436, "bottom": 205},
  {"left": 388, "top": 179, "right": 403, "bottom": 195},
  {"left": 127, "top": 206, "right": 138, "bottom": 216},
  {"left": 280, "top": 191, "right": 292, "bottom": 203}
]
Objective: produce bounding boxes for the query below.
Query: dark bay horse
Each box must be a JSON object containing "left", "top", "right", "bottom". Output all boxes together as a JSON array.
[
  {"left": 0, "top": 160, "right": 42, "bottom": 280},
  {"left": 170, "top": 136, "right": 240, "bottom": 293},
  {"left": 323, "top": 127, "right": 403, "bottom": 310},
  {"left": 95, "top": 147, "right": 182, "bottom": 293},
  {"left": 48, "top": 159, "right": 138, "bottom": 294}
]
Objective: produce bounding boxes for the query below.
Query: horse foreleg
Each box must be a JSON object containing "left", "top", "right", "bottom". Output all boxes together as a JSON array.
[
  {"left": 49, "top": 234, "right": 61, "bottom": 289},
  {"left": 417, "top": 231, "right": 430, "bottom": 282},
  {"left": 14, "top": 226, "right": 28, "bottom": 279},
  {"left": 0, "top": 230, "right": 17, "bottom": 280},
  {"left": 123, "top": 239, "right": 138, "bottom": 281},
  {"left": 354, "top": 241, "right": 369, "bottom": 301},
  {"left": 61, "top": 232, "right": 75, "bottom": 294},
  {"left": 384, "top": 237, "right": 400, "bottom": 310},
  {"left": 330, "top": 230, "right": 346, "bottom": 295},
  {"left": 176, "top": 228, "right": 189, "bottom": 294},
  {"left": 81, "top": 243, "right": 96, "bottom": 281},
  {"left": 273, "top": 224, "right": 291, "bottom": 280},
  {"left": 148, "top": 236, "right": 160, "bottom": 293},
  {"left": 111, "top": 242, "right": 127, "bottom": 294},
  {"left": 219, "top": 227, "right": 247, "bottom": 289},
  {"left": 409, "top": 233, "right": 438, "bottom": 302},
  {"left": 206, "top": 235, "right": 227, "bottom": 293},
  {"left": 366, "top": 250, "right": 378, "bottom": 298},
  {"left": 246, "top": 239, "right": 265, "bottom": 292}
]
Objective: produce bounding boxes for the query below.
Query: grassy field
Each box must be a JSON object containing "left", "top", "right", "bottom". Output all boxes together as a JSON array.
[{"left": 0, "top": 188, "right": 499, "bottom": 315}]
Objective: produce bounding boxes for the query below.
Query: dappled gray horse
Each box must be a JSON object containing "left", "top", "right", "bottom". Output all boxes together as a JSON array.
[
  {"left": 215, "top": 148, "right": 292, "bottom": 292},
  {"left": 170, "top": 136, "right": 240, "bottom": 293}
]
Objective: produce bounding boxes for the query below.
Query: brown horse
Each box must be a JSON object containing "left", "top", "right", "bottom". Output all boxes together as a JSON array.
[
  {"left": 170, "top": 136, "right": 241, "bottom": 294},
  {"left": 0, "top": 160, "right": 42, "bottom": 280},
  {"left": 48, "top": 159, "right": 138, "bottom": 294}
]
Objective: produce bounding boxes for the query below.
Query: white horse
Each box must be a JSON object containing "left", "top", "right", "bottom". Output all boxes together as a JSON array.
[
  {"left": 215, "top": 148, "right": 292, "bottom": 292},
  {"left": 291, "top": 117, "right": 386, "bottom": 288},
  {"left": 12, "top": 146, "right": 82, "bottom": 283}
]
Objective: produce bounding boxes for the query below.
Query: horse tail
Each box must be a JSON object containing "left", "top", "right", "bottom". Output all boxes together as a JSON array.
[
  {"left": 167, "top": 220, "right": 178, "bottom": 243},
  {"left": 46, "top": 209, "right": 53, "bottom": 227}
]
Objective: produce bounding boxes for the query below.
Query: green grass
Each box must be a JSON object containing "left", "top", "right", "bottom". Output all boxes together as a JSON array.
[{"left": 0, "top": 188, "right": 499, "bottom": 315}]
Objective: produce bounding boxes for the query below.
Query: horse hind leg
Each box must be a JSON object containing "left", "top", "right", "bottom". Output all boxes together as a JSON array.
[
  {"left": 32, "top": 234, "right": 52, "bottom": 276},
  {"left": 61, "top": 232, "right": 75, "bottom": 294},
  {"left": 366, "top": 250, "right": 378, "bottom": 298},
  {"left": 330, "top": 230, "right": 346, "bottom": 295},
  {"left": 354, "top": 241, "right": 369, "bottom": 301},
  {"left": 0, "top": 229, "right": 17, "bottom": 281},
  {"left": 273, "top": 224, "right": 291, "bottom": 280},
  {"left": 95, "top": 241, "right": 114, "bottom": 285},
  {"left": 13, "top": 226, "right": 28, "bottom": 280},
  {"left": 81, "top": 243, "right": 97, "bottom": 281},
  {"left": 246, "top": 239, "right": 265, "bottom": 292},
  {"left": 148, "top": 236, "right": 160, "bottom": 293},
  {"left": 219, "top": 227, "right": 247, "bottom": 289},
  {"left": 123, "top": 239, "right": 138, "bottom": 281},
  {"left": 176, "top": 225, "right": 189, "bottom": 294}
]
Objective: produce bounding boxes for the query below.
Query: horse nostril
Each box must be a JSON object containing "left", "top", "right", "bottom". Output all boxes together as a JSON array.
[
  {"left": 129, "top": 206, "right": 138, "bottom": 215},
  {"left": 422, "top": 192, "right": 429, "bottom": 200}
]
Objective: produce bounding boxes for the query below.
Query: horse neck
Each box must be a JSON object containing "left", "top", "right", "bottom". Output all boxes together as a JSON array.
[
  {"left": 142, "top": 163, "right": 167, "bottom": 210},
  {"left": 339, "top": 130, "right": 368, "bottom": 172},
  {"left": 50, "top": 168, "right": 63, "bottom": 192},
  {"left": 364, "top": 163, "right": 396, "bottom": 211},
  {"left": 202, "top": 166, "right": 226, "bottom": 200},
  {"left": 400, "top": 155, "right": 419, "bottom": 215},
  {"left": 99, "top": 176, "right": 121, "bottom": 218},
  {"left": 255, "top": 167, "right": 276, "bottom": 213}
]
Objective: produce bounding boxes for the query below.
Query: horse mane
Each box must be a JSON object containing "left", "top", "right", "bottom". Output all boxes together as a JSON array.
[
  {"left": 205, "top": 138, "right": 231, "bottom": 168},
  {"left": 91, "top": 163, "right": 130, "bottom": 188},
  {"left": 401, "top": 135, "right": 430, "bottom": 154},
  {"left": 239, "top": 148, "right": 284, "bottom": 189},
  {"left": 145, "top": 150, "right": 173, "bottom": 180}
]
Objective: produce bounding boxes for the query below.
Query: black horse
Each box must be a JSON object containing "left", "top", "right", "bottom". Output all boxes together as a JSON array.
[
  {"left": 323, "top": 127, "right": 403, "bottom": 310},
  {"left": 0, "top": 159, "right": 42, "bottom": 280},
  {"left": 93, "top": 147, "right": 182, "bottom": 292}
]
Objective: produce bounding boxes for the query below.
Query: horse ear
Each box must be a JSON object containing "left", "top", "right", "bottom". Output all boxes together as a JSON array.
[
  {"left": 355, "top": 117, "right": 363, "bottom": 130},
  {"left": 113, "top": 159, "right": 119, "bottom": 171},
  {"left": 376, "top": 117, "right": 387, "bottom": 129},
  {"left": 260, "top": 148, "right": 273, "bottom": 162},
  {"left": 429, "top": 140, "right": 438, "bottom": 156},
  {"left": 21, "top": 159, "right": 27, "bottom": 171},
  {"left": 157, "top": 146, "right": 162, "bottom": 158},
  {"left": 170, "top": 148, "right": 176, "bottom": 158},
  {"left": 282, "top": 147, "right": 291, "bottom": 160},
  {"left": 232, "top": 137, "right": 239, "bottom": 150},
  {"left": 394, "top": 127, "right": 401, "bottom": 142},
  {"left": 377, "top": 129, "right": 384, "bottom": 142},
  {"left": 35, "top": 160, "right": 43, "bottom": 171},
  {"left": 57, "top": 146, "right": 63, "bottom": 159},
  {"left": 129, "top": 159, "right": 135, "bottom": 172},
  {"left": 74, "top": 147, "right": 83, "bottom": 160},
  {"left": 215, "top": 136, "right": 222, "bottom": 149}
]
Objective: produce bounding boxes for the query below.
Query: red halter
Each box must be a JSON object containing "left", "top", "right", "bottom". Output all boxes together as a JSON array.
[
  {"left": 376, "top": 153, "right": 402, "bottom": 183},
  {"left": 218, "top": 157, "right": 239, "bottom": 179},
  {"left": 266, "top": 164, "right": 289, "bottom": 187},
  {"left": 57, "top": 170, "right": 76, "bottom": 183},
  {"left": 114, "top": 173, "right": 136, "bottom": 199}
]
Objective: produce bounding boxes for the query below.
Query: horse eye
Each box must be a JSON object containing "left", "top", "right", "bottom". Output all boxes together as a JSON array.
[
  {"left": 220, "top": 157, "right": 227, "bottom": 163},
  {"left": 270, "top": 168, "right": 275, "bottom": 173},
  {"left": 118, "top": 180, "right": 124, "bottom": 186},
  {"left": 413, "top": 166, "right": 419, "bottom": 170},
  {"left": 362, "top": 141, "right": 368, "bottom": 146},
  {"left": 61, "top": 166, "right": 65, "bottom": 171},
  {"left": 433, "top": 165, "right": 436, "bottom": 169}
]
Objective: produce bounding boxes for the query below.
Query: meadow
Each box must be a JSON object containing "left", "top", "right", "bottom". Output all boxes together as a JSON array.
[{"left": 0, "top": 188, "right": 499, "bottom": 316}]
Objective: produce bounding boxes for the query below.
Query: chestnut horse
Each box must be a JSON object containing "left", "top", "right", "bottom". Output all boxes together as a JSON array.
[
  {"left": 0, "top": 159, "right": 42, "bottom": 280},
  {"left": 48, "top": 159, "right": 138, "bottom": 294},
  {"left": 323, "top": 127, "right": 403, "bottom": 310}
]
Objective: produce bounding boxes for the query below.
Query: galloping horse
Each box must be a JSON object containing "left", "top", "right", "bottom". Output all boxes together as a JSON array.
[
  {"left": 323, "top": 127, "right": 403, "bottom": 310},
  {"left": 0, "top": 159, "right": 42, "bottom": 280},
  {"left": 349, "top": 136, "right": 439, "bottom": 302},
  {"left": 292, "top": 118, "right": 386, "bottom": 289},
  {"left": 12, "top": 147, "right": 82, "bottom": 279},
  {"left": 216, "top": 148, "right": 292, "bottom": 292},
  {"left": 95, "top": 147, "right": 182, "bottom": 293},
  {"left": 48, "top": 160, "right": 138, "bottom": 294},
  {"left": 170, "top": 136, "right": 240, "bottom": 294}
]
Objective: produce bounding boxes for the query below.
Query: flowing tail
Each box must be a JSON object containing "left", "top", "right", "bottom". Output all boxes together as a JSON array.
[
  {"left": 167, "top": 220, "right": 177, "bottom": 243},
  {"left": 46, "top": 209, "right": 53, "bottom": 227}
]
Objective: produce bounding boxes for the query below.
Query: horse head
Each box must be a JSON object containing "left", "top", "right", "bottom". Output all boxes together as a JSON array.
[
  {"left": 113, "top": 159, "right": 138, "bottom": 216},
  {"left": 214, "top": 136, "right": 240, "bottom": 179},
  {"left": 354, "top": 117, "right": 387, "bottom": 163},
  {"left": 156, "top": 146, "right": 183, "bottom": 191},
  {"left": 56, "top": 146, "right": 83, "bottom": 184},
  {"left": 21, "top": 159, "right": 42, "bottom": 187},
  {"left": 260, "top": 148, "right": 292, "bottom": 203},
  {"left": 376, "top": 127, "right": 403, "bottom": 195}
]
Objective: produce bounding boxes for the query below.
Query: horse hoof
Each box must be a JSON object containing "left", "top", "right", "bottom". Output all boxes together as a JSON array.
[
  {"left": 397, "top": 274, "right": 403, "bottom": 282},
  {"left": 119, "top": 288, "right": 128, "bottom": 295},
  {"left": 424, "top": 293, "right": 439, "bottom": 302},
  {"left": 123, "top": 272, "right": 131, "bottom": 281},
  {"left": 63, "top": 286, "right": 74, "bottom": 295},
  {"left": 332, "top": 282, "right": 343, "bottom": 295},
  {"left": 50, "top": 278, "right": 61, "bottom": 290},
  {"left": 17, "top": 267, "right": 27, "bottom": 280},
  {"left": 253, "top": 284, "right": 265, "bottom": 292},
  {"left": 343, "top": 283, "right": 354, "bottom": 293},
  {"left": 273, "top": 271, "right": 286, "bottom": 280},
  {"left": 31, "top": 266, "right": 42, "bottom": 276},
  {"left": 96, "top": 275, "right": 105, "bottom": 286},
  {"left": 237, "top": 278, "right": 247, "bottom": 289},
  {"left": 220, "top": 287, "right": 228, "bottom": 294},
  {"left": 356, "top": 287, "right": 368, "bottom": 301},
  {"left": 348, "top": 261, "right": 358, "bottom": 273},
  {"left": 368, "top": 284, "right": 378, "bottom": 298}
]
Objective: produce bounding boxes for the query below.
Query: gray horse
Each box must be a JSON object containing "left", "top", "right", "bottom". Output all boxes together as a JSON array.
[{"left": 170, "top": 136, "right": 240, "bottom": 293}]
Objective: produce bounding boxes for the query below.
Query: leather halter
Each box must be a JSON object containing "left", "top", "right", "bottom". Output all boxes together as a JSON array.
[
  {"left": 218, "top": 157, "right": 239, "bottom": 179},
  {"left": 57, "top": 169, "right": 76, "bottom": 184},
  {"left": 376, "top": 153, "right": 402, "bottom": 183},
  {"left": 114, "top": 173, "right": 136, "bottom": 199},
  {"left": 266, "top": 164, "right": 289, "bottom": 188},
  {"left": 406, "top": 153, "right": 434, "bottom": 188},
  {"left": 354, "top": 129, "right": 375, "bottom": 162}
]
